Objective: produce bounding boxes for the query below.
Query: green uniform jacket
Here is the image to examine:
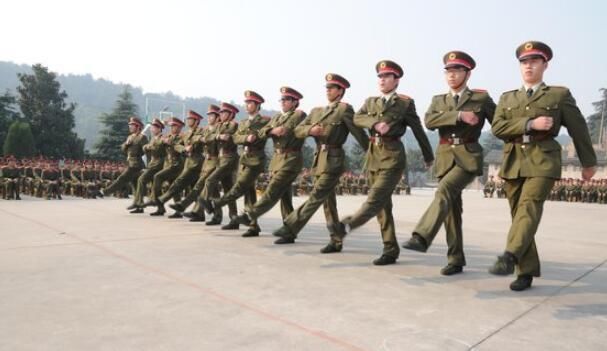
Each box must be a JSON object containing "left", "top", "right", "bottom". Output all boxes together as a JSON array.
[
  {"left": 233, "top": 114, "right": 270, "bottom": 167},
  {"left": 121, "top": 133, "right": 149, "bottom": 168},
  {"left": 202, "top": 125, "right": 219, "bottom": 171},
  {"left": 143, "top": 135, "right": 167, "bottom": 170},
  {"left": 217, "top": 120, "right": 239, "bottom": 167},
  {"left": 175, "top": 126, "right": 204, "bottom": 169},
  {"left": 354, "top": 94, "right": 434, "bottom": 171},
  {"left": 492, "top": 84, "right": 597, "bottom": 179},
  {"left": 295, "top": 102, "right": 369, "bottom": 175},
  {"left": 257, "top": 110, "right": 307, "bottom": 172},
  {"left": 425, "top": 88, "right": 496, "bottom": 177},
  {"left": 1, "top": 166, "right": 20, "bottom": 179},
  {"left": 163, "top": 133, "right": 185, "bottom": 169},
  {"left": 41, "top": 169, "right": 61, "bottom": 181}
]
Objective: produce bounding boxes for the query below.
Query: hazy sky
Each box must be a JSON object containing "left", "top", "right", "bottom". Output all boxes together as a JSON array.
[{"left": 1, "top": 0, "right": 606, "bottom": 116}]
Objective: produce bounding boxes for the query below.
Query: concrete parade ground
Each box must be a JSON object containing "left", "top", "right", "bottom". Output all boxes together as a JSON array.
[{"left": 1, "top": 189, "right": 605, "bottom": 351}]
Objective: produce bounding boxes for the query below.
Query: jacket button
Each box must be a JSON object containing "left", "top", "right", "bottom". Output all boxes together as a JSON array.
[{"left": 525, "top": 106, "right": 530, "bottom": 110}]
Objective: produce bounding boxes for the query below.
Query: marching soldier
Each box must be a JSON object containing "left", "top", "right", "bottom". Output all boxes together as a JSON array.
[
  {"left": 169, "top": 105, "right": 220, "bottom": 222},
  {"left": 489, "top": 41, "right": 597, "bottom": 291},
  {"left": 234, "top": 87, "right": 307, "bottom": 229},
  {"left": 209, "top": 91, "right": 270, "bottom": 237},
  {"left": 146, "top": 116, "right": 186, "bottom": 215},
  {"left": 1, "top": 156, "right": 21, "bottom": 200},
  {"left": 102, "top": 117, "right": 148, "bottom": 198},
  {"left": 272, "top": 73, "right": 369, "bottom": 250},
  {"left": 401, "top": 51, "right": 496, "bottom": 275},
  {"left": 197, "top": 102, "right": 240, "bottom": 226},
  {"left": 151, "top": 110, "right": 204, "bottom": 217},
  {"left": 337, "top": 60, "right": 434, "bottom": 265},
  {"left": 129, "top": 118, "right": 166, "bottom": 213}
]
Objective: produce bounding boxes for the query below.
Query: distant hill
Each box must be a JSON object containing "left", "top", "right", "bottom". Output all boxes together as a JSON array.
[{"left": 0, "top": 61, "right": 277, "bottom": 150}]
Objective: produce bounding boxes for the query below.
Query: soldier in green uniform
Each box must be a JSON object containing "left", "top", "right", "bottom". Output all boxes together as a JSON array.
[
  {"left": 208, "top": 91, "right": 270, "bottom": 237},
  {"left": 146, "top": 116, "right": 186, "bottom": 215},
  {"left": 401, "top": 51, "right": 496, "bottom": 275},
  {"left": 129, "top": 118, "right": 166, "bottom": 213},
  {"left": 489, "top": 41, "right": 597, "bottom": 291},
  {"left": 196, "top": 102, "right": 240, "bottom": 226},
  {"left": 41, "top": 161, "right": 62, "bottom": 200},
  {"left": 151, "top": 110, "right": 204, "bottom": 217},
  {"left": 234, "top": 87, "right": 307, "bottom": 229},
  {"left": 1, "top": 156, "right": 21, "bottom": 200},
  {"left": 170, "top": 106, "right": 220, "bottom": 221},
  {"left": 272, "top": 73, "right": 369, "bottom": 250},
  {"left": 103, "top": 117, "right": 148, "bottom": 198},
  {"left": 337, "top": 60, "right": 435, "bottom": 265},
  {"left": 81, "top": 161, "right": 99, "bottom": 199}
]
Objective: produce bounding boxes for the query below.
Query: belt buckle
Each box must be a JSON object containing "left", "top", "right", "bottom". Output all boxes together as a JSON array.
[
  {"left": 375, "top": 137, "right": 381, "bottom": 146},
  {"left": 522, "top": 135, "right": 530, "bottom": 144},
  {"left": 276, "top": 149, "right": 282, "bottom": 154},
  {"left": 452, "top": 137, "right": 461, "bottom": 145},
  {"left": 321, "top": 144, "right": 327, "bottom": 151},
  {"left": 244, "top": 146, "right": 250, "bottom": 153}
]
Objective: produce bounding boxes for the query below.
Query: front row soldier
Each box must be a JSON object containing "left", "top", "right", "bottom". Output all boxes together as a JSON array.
[
  {"left": 102, "top": 117, "right": 148, "bottom": 198},
  {"left": 401, "top": 51, "right": 496, "bottom": 275},
  {"left": 129, "top": 118, "right": 166, "bottom": 213},
  {"left": 150, "top": 110, "right": 204, "bottom": 217},
  {"left": 337, "top": 60, "right": 435, "bottom": 265},
  {"left": 234, "top": 87, "right": 307, "bottom": 230},
  {"left": 489, "top": 41, "right": 597, "bottom": 291},
  {"left": 208, "top": 91, "right": 270, "bottom": 237},
  {"left": 272, "top": 73, "right": 369, "bottom": 251}
]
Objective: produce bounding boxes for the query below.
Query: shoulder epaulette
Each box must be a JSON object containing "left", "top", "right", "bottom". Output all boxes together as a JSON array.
[
  {"left": 397, "top": 94, "right": 412, "bottom": 100},
  {"left": 472, "top": 89, "right": 487, "bottom": 93}
]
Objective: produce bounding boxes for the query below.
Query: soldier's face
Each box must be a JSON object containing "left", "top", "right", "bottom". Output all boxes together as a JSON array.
[
  {"left": 519, "top": 57, "right": 548, "bottom": 85},
  {"left": 208, "top": 114, "right": 217, "bottom": 125},
  {"left": 186, "top": 118, "right": 197, "bottom": 128},
  {"left": 378, "top": 73, "right": 398, "bottom": 93},
  {"left": 220, "top": 111, "right": 231, "bottom": 122},
  {"left": 280, "top": 97, "right": 296, "bottom": 112},
  {"left": 171, "top": 125, "right": 182, "bottom": 134},
  {"left": 128, "top": 124, "right": 137, "bottom": 133},
  {"left": 245, "top": 101, "right": 258, "bottom": 115},
  {"left": 325, "top": 86, "right": 343, "bottom": 102},
  {"left": 444, "top": 67, "right": 470, "bottom": 90},
  {"left": 151, "top": 125, "right": 161, "bottom": 136}
]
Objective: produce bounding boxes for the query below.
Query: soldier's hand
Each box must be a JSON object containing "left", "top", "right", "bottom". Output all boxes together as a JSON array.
[
  {"left": 374, "top": 122, "right": 390, "bottom": 135},
  {"left": 530, "top": 116, "right": 553, "bottom": 131},
  {"left": 219, "top": 134, "right": 231, "bottom": 141},
  {"left": 309, "top": 125, "right": 323, "bottom": 136},
  {"left": 270, "top": 127, "right": 286, "bottom": 136},
  {"left": 185, "top": 145, "right": 192, "bottom": 153},
  {"left": 246, "top": 134, "right": 257, "bottom": 143},
  {"left": 460, "top": 111, "right": 479, "bottom": 126},
  {"left": 582, "top": 166, "right": 596, "bottom": 181}
]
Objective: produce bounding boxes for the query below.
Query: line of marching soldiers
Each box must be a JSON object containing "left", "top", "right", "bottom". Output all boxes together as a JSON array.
[{"left": 3, "top": 41, "right": 600, "bottom": 292}]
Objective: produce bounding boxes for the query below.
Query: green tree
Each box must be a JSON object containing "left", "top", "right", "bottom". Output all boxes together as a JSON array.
[
  {"left": 3, "top": 120, "right": 35, "bottom": 158},
  {"left": 481, "top": 131, "right": 503, "bottom": 156},
  {"left": 16, "top": 64, "right": 84, "bottom": 158},
  {"left": 347, "top": 142, "right": 366, "bottom": 172},
  {"left": 586, "top": 88, "right": 607, "bottom": 144},
  {"left": 0, "top": 91, "right": 20, "bottom": 155},
  {"left": 94, "top": 87, "right": 138, "bottom": 160}
]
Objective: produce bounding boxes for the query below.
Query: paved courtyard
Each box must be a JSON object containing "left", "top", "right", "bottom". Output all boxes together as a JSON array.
[{"left": 1, "top": 189, "right": 605, "bottom": 350}]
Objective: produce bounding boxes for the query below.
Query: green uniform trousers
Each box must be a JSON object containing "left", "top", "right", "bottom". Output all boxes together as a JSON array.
[
  {"left": 215, "top": 163, "right": 264, "bottom": 229},
  {"left": 413, "top": 165, "right": 476, "bottom": 266},
  {"left": 104, "top": 166, "right": 142, "bottom": 196},
  {"left": 503, "top": 176, "right": 555, "bottom": 277},
  {"left": 347, "top": 167, "right": 403, "bottom": 258},
  {"left": 133, "top": 165, "right": 163, "bottom": 207},
  {"left": 282, "top": 173, "right": 343, "bottom": 242},
  {"left": 247, "top": 169, "right": 297, "bottom": 221},
  {"left": 200, "top": 158, "right": 238, "bottom": 220},
  {"left": 158, "top": 164, "right": 201, "bottom": 204}
]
